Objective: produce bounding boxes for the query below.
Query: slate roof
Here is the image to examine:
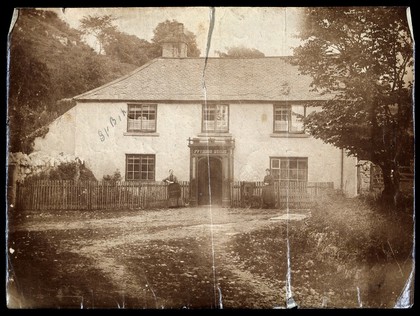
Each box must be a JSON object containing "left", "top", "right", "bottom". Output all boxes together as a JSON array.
[{"left": 74, "top": 57, "right": 330, "bottom": 102}]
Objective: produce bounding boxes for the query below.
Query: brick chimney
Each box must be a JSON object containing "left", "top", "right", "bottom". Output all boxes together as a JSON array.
[{"left": 160, "top": 23, "right": 188, "bottom": 58}]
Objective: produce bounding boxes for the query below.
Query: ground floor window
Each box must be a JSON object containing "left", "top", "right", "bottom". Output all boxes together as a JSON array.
[
  {"left": 270, "top": 157, "right": 308, "bottom": 182},
  {"left": 126, "top": 154, "right": 155, "bottom": 181}
]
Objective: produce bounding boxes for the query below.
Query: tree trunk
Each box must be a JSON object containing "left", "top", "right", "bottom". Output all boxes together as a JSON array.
[{"left": 380, "top": 164, "right": 401, "bottom": 207}]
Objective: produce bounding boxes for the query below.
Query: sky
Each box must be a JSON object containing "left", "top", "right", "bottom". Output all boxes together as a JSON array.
[{"left": 49, "top": 7, "right": 304, "bottom": 57}]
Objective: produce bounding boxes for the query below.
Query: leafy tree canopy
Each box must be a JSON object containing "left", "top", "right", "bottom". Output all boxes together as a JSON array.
[
  {"left": 80, "top": 14, "right": 117, "bottom": 54},
  {"left": 8, "top": 9, "right": 137, "bottom": 153},
  {"left": 215, "top": 46, "right": 265, "bottom": 58},
  {"left": 150, "top": 19, "right": 201, "bottom": 57},
  {"left": 293, "top": 7, "right": 414, "bottom": 198},
  {"left": 103, "top": 29, "right": 154, "bottom": 66}
]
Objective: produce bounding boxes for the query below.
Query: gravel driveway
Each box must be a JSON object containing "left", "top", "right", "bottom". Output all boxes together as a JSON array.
[{"left": 7, "top": 206, "right": 312, "bottom": 309}]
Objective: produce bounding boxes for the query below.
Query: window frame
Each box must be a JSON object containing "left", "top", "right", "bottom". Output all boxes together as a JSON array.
[
  {"left": 125, "top": 154, "right": 156, "bottom": 181},
  {"left": 127, "top": 103, "right": 157, "bottom": 133},
  {"left": 273, "top": 104, "right": 306, "bottom": 134},
  {"left": 270, "top": 157, "right": 308, "bottom": 182},
  {"left": 201, "top": 103, "right": 230, "bottom": 133}
]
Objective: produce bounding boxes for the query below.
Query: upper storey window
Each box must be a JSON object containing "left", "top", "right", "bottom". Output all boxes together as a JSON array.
[
  {"left": 202, "top": 104, "right": 229, "bottom": 133},
  {"left": 273, "top": 104, "right": 305, "bottom": 133},
  {"left": 127, "top": 104, "right": 157, "bottom": 132}
]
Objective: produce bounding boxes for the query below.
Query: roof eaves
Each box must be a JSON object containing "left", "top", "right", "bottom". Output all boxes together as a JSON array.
[{"left": 72, "top": 58, "right": 161, "bottom": 100}]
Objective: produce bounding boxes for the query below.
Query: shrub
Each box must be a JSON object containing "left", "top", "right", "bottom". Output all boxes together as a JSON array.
[
  {"left": 25, "top": 161, "right": 96, "bottom": 181},
  {"left": 102, "top": 170, "right": 122, "bottom": 182}
]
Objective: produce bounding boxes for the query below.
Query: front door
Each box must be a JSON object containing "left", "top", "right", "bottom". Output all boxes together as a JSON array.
[{"left": 197, "top": 157, "right": 222, "bottom": 205}]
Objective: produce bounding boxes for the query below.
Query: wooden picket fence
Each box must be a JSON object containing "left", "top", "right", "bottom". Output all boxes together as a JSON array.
[
  {"left": 16, "top": 179, "right": 334, "bottom": 211},
  {"left": 230, "top": 181, "right": 335, "bottom": 209},
  {"left": 16, "top": 180, "right": 190, "bottom": 211}
]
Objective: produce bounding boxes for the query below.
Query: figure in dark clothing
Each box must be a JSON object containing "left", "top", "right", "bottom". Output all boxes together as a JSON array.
[
  {"left": 163, "top": 169, "right": 178, "bottom": 184},
  {"left": 163, "top": 169, "right": 180, "bottom": 207},
  {"left": 262, "top": 168, "right": 275, "bottom": 208}
]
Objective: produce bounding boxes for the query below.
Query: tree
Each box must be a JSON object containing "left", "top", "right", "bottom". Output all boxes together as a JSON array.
[
  {"left": 80, "top": 14, "right": 117, "bottom": 54},
  {"left": 103, "top": 29, "right": 153, "bottom": 66},
  {"left": 215, "top": 46, "right": 265, "bottom": 58},
  {"left": 8, "top": 39, "right": 53, "bottom": 153},
  {"left": 150, "top": 20, "right": 201, "bottom": 57},
  {"left": 293, "top": 7, "right": 414, "bottom": 202},
  {"left": 8, "top": 9, "right": 138, "bottom": 154}
]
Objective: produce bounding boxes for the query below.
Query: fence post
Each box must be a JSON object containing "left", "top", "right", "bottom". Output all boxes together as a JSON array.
[
  {"left": 7, "top": 163, "right": 19, "bottom": 210},
  {"left": 87, "top": 181, "right": 92, "bottom": 210}
]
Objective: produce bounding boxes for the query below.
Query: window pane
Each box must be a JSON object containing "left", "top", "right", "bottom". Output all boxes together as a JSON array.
[
  {"left": 272, "top": 169, "right": 280, "bottom": 181},
  {"left": 274, "top": 105, "right": 306, "bottom": 133},
  {"left": 128, "top": 105, "right": 142, "bottom": 118},
  {"left": 289, "top": 169, "right": 298, "bottom": 180},
  {"left": 216, "top": 105, "right": 226, "bottom": 120},
  {"left": 203, "top": 104, "right": 228, "bottom": 132},
  {"left": 128, "top": 119, "right": 141, "bottom": 131},
  {"left": 272, "top": 157, "right": 308, "bottom": 182},
  {"left": 298, "top": 160, "right": 307, "bottom": 169},
  {"left": 274, "top": 106, "right": 289, "bottom": 132},
  {"left": 290, "top": 105, "right": 304, "bottom": 133},
  {"left": 203, "top": 120, "right": 215, "bottom": 131},
  {"left": 126, "top": 154, "right": 155, "bottom": 181},
  {"left": 142, "top": 120, "right": 155, "bottom": 131},
  {"left": 215, "top": 120, "right": 227, "bottom": 131},
  {"left": 127, "top": 104, "right": 156, "bottom": 132},
  {"left": 297, "top": 170, "right": 306, "bottom": 181},
  {"left": 215, "top": 105, "right": 228, "bottom": 131},
  {"left": 204, "top": 107, "right": 215, "bottom": 121},
  {"left": 274, "top": 121, "right": 288, "bottom": 132},
  {"left": 280, "top": 169, "right": 288, "bottom": 180},
  {"left": 280, "top": 160, "right": 288, "bottom": 168}
]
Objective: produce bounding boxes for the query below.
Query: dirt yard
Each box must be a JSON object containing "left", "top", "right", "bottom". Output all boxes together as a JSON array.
[{"left": 6, "top": 198, "right": 414, "bottom": 309}]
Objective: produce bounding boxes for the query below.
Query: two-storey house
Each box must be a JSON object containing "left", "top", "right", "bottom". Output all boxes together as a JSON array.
[{"left": 34, "top": 26, "right": 358, "bottom": 206}]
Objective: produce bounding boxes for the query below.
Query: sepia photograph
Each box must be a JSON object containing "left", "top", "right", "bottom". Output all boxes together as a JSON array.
[{"left": 5, "top": 6, "right": 414, "bottom": 309}]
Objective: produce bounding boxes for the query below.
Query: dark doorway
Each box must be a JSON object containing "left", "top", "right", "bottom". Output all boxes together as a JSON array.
[{"left": 197, "top": 157, "right": 222, "bottom": 205}]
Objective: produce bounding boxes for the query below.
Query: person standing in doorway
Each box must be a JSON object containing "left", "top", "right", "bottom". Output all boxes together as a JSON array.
[{"left": 262, "top": 168, "right": 275, "bottom": 208}]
